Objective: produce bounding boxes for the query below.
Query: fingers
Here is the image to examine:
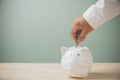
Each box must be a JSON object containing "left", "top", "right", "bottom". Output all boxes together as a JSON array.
[
  {"left": 70, "top": 28, "right": 77, "bottom": 43},
  {"left": 70, "top": 27, "right": 80, "bottom": 42},
  {"left": 70, "top": 29, "right": 85, "bottom": 44},
  {"left": 70, "top": 16, "right": 94, "bottom": 44},
  {"left": 70, "top": 21, "right": 83, "bottom": 43},
  {"left": 77, "top": 26, "right": 86, "bottom": 43},
  {"left": 77, "top": 34, "right": 85, "bottom": 44}
]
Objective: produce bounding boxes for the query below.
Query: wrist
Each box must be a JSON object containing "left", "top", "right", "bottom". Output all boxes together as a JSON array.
[{"left": 81, "top": 16, "right": 94, "bottom": 32}]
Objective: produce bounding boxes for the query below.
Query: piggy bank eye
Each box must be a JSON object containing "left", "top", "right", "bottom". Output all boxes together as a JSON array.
[{"left": 78, "top": 53, "right": 80, "bottom": 56}]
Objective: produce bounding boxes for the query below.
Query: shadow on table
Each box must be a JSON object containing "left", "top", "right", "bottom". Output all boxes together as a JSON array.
[
  {"left": 88, "top": 72, "right": 120, "bottom": 79},
  {"left": 68, "top": 72, "right": 120, "bottom": 80}
]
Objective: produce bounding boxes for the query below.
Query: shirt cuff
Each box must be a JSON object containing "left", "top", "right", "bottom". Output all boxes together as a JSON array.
[{"left": 83, "top": 5, "right": 103, "bottom": 29}]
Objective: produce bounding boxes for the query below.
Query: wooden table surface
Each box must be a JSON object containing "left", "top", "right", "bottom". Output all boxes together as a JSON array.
[{"left": 0, "top": 63, "right": 120, "bottom": 80}]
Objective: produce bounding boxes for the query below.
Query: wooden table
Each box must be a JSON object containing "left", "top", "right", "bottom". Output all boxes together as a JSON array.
[{"left": 0, "top": 63, "right": 120, "bottom": 80}]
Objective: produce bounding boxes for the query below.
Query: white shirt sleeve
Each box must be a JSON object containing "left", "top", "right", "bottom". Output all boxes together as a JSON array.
[{"left": 83, "top": 0, "right": 120, "bottom": 29}]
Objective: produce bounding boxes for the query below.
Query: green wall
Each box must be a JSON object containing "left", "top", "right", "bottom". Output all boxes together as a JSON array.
[{"left": 0, "top": 0, "right": 120, "bottom": 62}]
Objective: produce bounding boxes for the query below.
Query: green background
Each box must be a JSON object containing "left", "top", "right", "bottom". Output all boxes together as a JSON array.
[{"left": 0, "top": 0, "right": 120, "bottom": 62}]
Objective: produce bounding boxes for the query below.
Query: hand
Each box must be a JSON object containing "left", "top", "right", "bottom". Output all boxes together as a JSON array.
[{"left": 70, "top": 16, "right": 94, "bottom": 44}]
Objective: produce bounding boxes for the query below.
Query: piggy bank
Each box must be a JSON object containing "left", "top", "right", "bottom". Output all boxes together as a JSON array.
[{"left": 61, "top": 47, "right": 93, "bottom": 77}]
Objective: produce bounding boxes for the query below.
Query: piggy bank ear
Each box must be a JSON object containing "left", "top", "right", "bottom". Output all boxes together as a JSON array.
[
  {"left": 81, "top": 47, "right": 91, "bottom": 56},
  {"left": 61, "top": 47, "right": 69, "bottom": 55}
]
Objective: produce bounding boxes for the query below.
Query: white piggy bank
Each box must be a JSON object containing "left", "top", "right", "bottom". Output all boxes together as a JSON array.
[{"left": 61, "top": 47, "right": 93, "bottom": 77}]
